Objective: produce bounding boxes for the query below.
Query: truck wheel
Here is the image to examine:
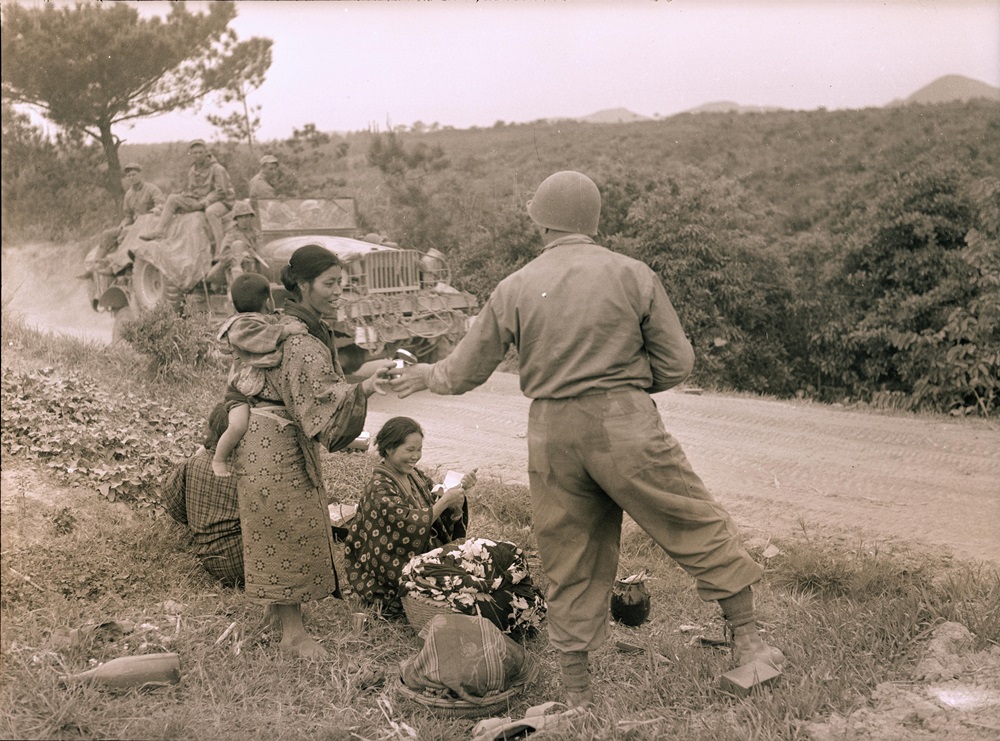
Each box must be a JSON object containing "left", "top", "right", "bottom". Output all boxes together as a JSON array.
[
  {"left": 131, "top": 256, "right": 168, "bottom": 311},
  {"left": 424, "top": 334, "right": 459, "bottom": 364},
  {"left": 112, "top": 305, "right": 135, "bottom": 344},
  {"left": 337, "top": 344, "right": 366, "bottom": 375}
]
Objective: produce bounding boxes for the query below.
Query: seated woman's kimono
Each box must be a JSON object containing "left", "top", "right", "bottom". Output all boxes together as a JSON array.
[{"left": 344, "top": 464, "right": 468, "bottom": 610}]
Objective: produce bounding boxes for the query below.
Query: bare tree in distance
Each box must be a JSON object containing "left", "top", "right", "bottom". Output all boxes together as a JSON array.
[{"left": 1, "top": 1, "right": 271, "bottom": 198}]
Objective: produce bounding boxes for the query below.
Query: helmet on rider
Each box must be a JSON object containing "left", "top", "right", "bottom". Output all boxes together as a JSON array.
[
  {"left": 526, "top": 171, "right": 601, "bottom": 236},
  {"left": 231, "top": 200, "right": 256, "bottom": 218}
]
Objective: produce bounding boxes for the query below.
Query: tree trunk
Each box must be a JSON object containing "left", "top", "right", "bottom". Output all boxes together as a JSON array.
[
  {"left": 240, "top": 84, "right": 257, "bottom": 159},
  {"left": 99, "top": 121, "right": 124, "bottom": 200}
]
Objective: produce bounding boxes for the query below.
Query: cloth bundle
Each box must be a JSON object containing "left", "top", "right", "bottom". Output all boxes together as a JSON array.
[
  {"left": 399, "top": 613, "right": 537, "bottom": 702},
  {"left": 401, "top": 538, "right": 546, "bottom": 636}
]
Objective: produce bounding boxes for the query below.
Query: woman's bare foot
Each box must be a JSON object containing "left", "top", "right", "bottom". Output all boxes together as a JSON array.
[
  {"left": 272, "top": 603, "right": 326, "bottom": 659},
  {"left": 279, "top": 633, "right": 327, "bottom": 660}
]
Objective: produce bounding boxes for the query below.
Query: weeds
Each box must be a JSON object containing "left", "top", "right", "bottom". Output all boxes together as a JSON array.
[
  {"left": 3, "top": 316, "right": 999, "bottom": 740},
  {"left": 118, "top": 302, "right": 220, "bottom": 380}
]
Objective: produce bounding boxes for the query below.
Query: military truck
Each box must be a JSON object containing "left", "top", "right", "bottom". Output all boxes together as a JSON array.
[{"left": 87, "top": 197, "right": 478, "bottom": 372}]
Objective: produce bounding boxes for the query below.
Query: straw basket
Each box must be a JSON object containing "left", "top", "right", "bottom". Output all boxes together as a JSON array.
[
  {"left": 396, "top": 679, "right": 523, "bottom": 719},
  {"left": 401, "top": 591, "right": 460, "bottom": 632}
]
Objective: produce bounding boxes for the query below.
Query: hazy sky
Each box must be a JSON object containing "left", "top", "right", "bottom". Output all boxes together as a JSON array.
[{"left": 44, "top": 1, "right": 1000, "bottom": 143}]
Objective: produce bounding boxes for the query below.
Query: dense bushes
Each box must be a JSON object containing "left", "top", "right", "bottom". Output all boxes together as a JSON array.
[
  {"left": 812, "top": 167, "right": 999, "bottom": 413},
  {"left": 606, "top": 168, "right": 798, "bottom": 394},
  {"left": 6, "top": 100, "right": 999, "bottom": 414}
]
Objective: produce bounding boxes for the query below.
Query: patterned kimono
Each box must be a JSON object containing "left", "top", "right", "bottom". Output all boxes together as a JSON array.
[
  {"left": 344, "top": 464, "right": 468, "bottom": 607},
  {"left": 235, "top": 330, "right": 367, "bottom": 604}
]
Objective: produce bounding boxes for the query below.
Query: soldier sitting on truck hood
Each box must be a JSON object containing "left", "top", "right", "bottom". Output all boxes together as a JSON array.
[
  {"left": 80, "top": 163, "right": 164, "bottom": 278},
  {"left": 141, "top": 139, "right": 235, "bottom": 250}
]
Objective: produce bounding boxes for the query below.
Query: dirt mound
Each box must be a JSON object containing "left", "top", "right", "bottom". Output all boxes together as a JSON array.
[{"left": 805, "top": 622, "right": 1000, "bottom": 740}]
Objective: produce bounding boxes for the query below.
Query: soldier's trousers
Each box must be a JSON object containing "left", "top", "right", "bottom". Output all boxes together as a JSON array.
[{"left": 527, "top": 386, "right": 763, "bottom": 653}]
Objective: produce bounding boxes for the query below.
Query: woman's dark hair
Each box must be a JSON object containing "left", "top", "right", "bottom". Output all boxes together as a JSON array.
[
  {"left": 204, "top": 403, "right": 230, "bottom": 450},
  {"left": 375, "top": 416, "right": 423, "bottom": 458},
  {"left": 280, "top": 244, "right": 342, "bottom": 298},
  {"left": 230, "top": 273, "right": 271, "bottom": 313}
]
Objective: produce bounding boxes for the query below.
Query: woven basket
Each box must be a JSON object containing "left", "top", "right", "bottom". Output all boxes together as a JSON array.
[
  {"left": 395, "top": 678, "right": 523, "bottom": 719},
  {"left": 401, "top": 591, "right": 461, "bottom": 632}
]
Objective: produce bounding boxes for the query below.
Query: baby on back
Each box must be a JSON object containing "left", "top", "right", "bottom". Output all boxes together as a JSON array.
[{"left": 212, "top": 273, "right": 306, "bottom": 476}]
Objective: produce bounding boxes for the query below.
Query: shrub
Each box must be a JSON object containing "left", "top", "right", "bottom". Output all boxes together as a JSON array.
[
  {"left": 118, "top": 300, "right": 219, "bottom": 379},
  {"left": 813, "top": 165, "right": 999, "bottom": 414}
]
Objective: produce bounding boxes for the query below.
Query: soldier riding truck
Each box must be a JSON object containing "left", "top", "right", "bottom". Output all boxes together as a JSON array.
[{"left": 85, "top": 197, "right": 478, "bottom": 371}]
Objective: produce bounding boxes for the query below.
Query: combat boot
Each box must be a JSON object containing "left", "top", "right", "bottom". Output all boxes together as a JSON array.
[
  {"left": 557, "top": 650, "right": 594, "bottom": 708},
  {"left": 729, "top": 622, "right": 785, "bottom": 668},
  {"left": 718, "top": 585, "right": 786, "bottom": 668}
]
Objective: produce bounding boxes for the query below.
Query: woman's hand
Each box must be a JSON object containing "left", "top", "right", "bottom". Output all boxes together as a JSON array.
[
  {"left": 432, "top": 487, "right": 465, "bottom": 522},
  {"left": 460, "top": 469, "right": 478, "bottom": 490},
  {"left": 360, "top": 362, "right": 394, "bottom": 397}
]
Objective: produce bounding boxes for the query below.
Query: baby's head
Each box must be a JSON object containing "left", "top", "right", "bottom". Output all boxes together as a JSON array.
[{"left": 230, "top": 273, "right": 272, "bottom": 313}]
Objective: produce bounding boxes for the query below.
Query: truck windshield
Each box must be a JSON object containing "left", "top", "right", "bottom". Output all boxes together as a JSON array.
[{"left": 257, "top": 198, "right": 357, "bottom": 232}]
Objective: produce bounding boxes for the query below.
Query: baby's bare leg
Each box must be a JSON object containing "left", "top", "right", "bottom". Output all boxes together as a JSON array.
[{"left": 212, "top": 404, "right": 250, "bottom": 477}]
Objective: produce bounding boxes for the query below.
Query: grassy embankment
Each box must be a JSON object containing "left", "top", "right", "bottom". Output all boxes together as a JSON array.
[{"left": 2, "top": 314, "right": 998, "bottom": 741}]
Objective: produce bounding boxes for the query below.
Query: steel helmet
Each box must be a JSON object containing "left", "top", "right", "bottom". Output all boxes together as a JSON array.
[
  {"left": 231, "top": 200, "right": 255, "bottom": 218},
  {"left": 527, "top": 170, "right": 601, "bottom": 235}
]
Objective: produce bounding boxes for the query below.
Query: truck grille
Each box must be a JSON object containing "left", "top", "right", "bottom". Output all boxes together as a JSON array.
[{"left": 365, "top": 250, "right": 421, "bottom": 294}]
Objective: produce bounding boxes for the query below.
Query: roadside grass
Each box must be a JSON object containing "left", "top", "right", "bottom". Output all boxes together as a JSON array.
[{"left": 3, "top": 315, "right": 999, "bottom": 740}]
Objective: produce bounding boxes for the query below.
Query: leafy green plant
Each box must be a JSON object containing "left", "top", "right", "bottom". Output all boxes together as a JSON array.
[
  {"left": 0, "top": 367, "right": 200, "bottom": 508},
  {"left": 814, "top": 165, "right": 998, "bottom": 415},
  {"left": 607, "top": 167, "right": 798, "bottom": 395},
  {"left": 118, "top": 301, "right": 219, "bottom": 379}
]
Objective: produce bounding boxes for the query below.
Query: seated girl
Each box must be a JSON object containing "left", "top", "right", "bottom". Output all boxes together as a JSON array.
[{"left": 344, "top": 416, "right": 474, "bottom": 614}]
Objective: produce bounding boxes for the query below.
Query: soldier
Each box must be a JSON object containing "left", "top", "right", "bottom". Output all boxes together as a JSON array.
[
  {"left": 82, "top": 163, "right": 164, "bottom": 277},
  {"left": 389, "top": 170, "right": 785, "bottom": 707},
  {"left": 141, "top": 139, "right": 235, "bottom": 249},
  {"left": 206, "top": 200, "right": 261, "bottom": 286},
  {"left": 248, "top": 154, "right": 280, "bottom": 199}
]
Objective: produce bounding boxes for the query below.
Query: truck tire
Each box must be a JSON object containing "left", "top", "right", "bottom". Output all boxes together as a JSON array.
[
  {"left": 337, "top": 344, "right": 366, "bottom": 375},
  {"left": 131, "top": 257, "right": 167, "bottom": 311},
  {"left": 425, "top": 334, "right": 460, "bottom": 364}
]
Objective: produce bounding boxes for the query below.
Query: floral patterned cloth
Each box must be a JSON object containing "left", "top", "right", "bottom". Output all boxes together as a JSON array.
[
  {"left": 344, "top": 464, "right": 468, "bottom": 608},
  {"left": 402, "top": 538, "right": 546, "bottom": 637},
  {"left": 235, "top": 332, "right": 368, "bottom": 604}
]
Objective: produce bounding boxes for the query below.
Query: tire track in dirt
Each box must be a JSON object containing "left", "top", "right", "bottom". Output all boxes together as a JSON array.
[{"left": 365, "top": 372, "right": 1000, "bottom": 565}]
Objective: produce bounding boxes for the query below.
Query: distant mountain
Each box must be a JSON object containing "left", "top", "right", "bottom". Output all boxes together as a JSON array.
[
  {"left": 887, "top": 74, "right": 1000, "bottom": 107},
  {"left": 577, "top": 107, "right": 651, "bottom": 124},
  {"left": 684, "top": 101, "right": 784, "bottom": 115}
]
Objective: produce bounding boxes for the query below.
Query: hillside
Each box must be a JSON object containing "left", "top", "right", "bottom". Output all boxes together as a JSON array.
[
  {"left": 685, "top": 101, "right": 784, "bottom": 114},
  {"left": 576, "top": 107, "right": 651, "bottom": 124},
  {"left": 888, "top": 74, "right": 1000, "bottom": 106}
]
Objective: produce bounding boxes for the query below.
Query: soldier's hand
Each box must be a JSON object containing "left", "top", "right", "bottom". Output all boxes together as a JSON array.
[{"left": 388, "top": 364, "right": 431, "bottom": 398}]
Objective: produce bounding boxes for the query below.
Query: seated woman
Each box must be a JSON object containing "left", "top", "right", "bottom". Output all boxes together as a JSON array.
[{"left": 344, "top": 417, "right": 473, "bottom": 614}]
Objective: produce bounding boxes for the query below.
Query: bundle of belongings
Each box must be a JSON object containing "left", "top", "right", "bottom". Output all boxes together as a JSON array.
[
  {"left": 398, "top": 613, "right": 538, "bottom": 716},
  {"left": 401, "top": 538, "right": 546, "bottom": 636}
]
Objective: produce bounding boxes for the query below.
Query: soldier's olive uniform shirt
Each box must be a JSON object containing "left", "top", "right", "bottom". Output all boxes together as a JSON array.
[
  {"left": 427, "top": 235, "right": 695, "bottom": 398},
  {"left": 184, "top": 157, "right": 235, "bottom": 206},
  {"left": 248, "top": 172, "right": 277, "bottom": 199},
  {"left": 423, "top": 234, "right": 762, "bottom": 654},
  {"left": 122, "top": 181, "right": 165, "bottom": 225}
]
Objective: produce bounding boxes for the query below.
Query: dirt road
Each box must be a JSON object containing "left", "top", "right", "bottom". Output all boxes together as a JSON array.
[
  {"left": 5, "top": 242, "right": 998, "bottom": 564},
  {"left": 365, "top": 372, "right": 1000, "bottom": 565}
]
